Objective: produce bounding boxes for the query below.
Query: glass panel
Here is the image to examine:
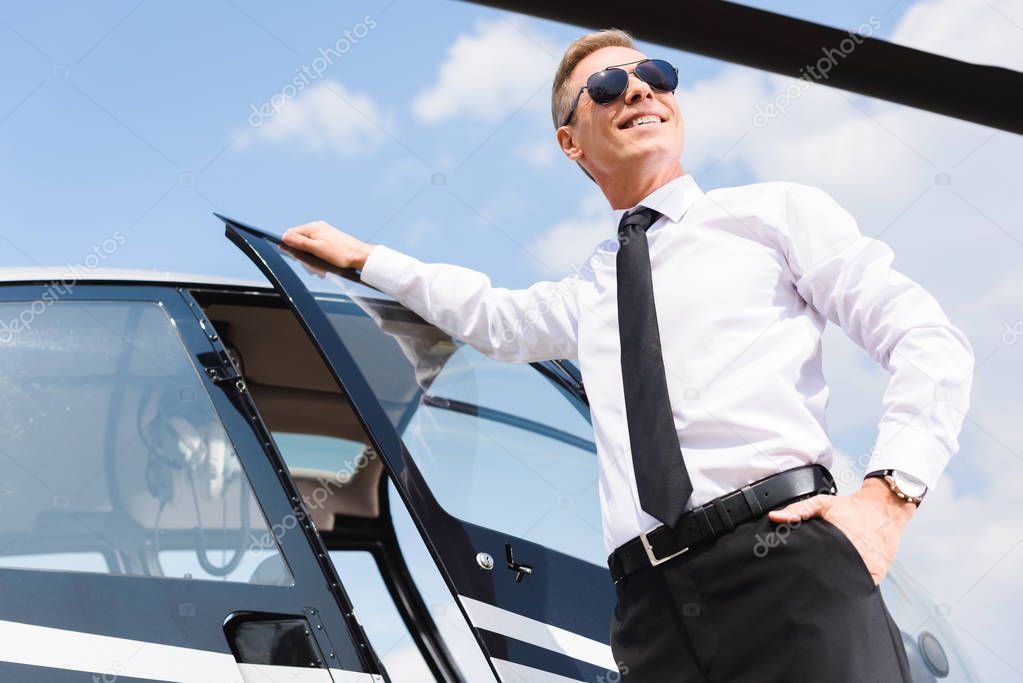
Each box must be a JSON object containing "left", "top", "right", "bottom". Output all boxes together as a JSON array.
[
  {"left": 0, "top": 552, "right": 108, "bottom": 573},
  {"left": 0, "top": 301, "right": 292, "bottom": 585},
  {"left": 385, "top": 480, "right": 497, "bottom": 683},
  {"left": 274, "top": 432, "right": 369, "bottom": 471},
  {"left": 421, "top": 344, "right": 593, "bottom": 444},
  {"left": 330, "top": 550, "right": 435, "bottom": 682},
  {"left": 249, "top": 242, "right": 606, "bottom": 566},
  {"left": 329, "top": 299, "right": 604, "bottom": 566},
  {"left": 270, "top": 416, "right": 493, "bottom": 679},
  {"left": 280, "top": 243, "right": 396, "bottom": 303}
]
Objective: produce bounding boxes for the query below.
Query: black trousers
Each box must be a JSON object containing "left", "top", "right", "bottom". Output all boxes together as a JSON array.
[{"left": 609, "top": 512, "right": 912, "bottom": 682}]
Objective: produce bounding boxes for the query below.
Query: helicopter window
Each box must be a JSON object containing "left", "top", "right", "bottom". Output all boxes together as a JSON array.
[
  {"left": 309, "top": 292, "right": 606, "bottom": 567},
  {"left": 0, "top": 301, "right": 291, "bottom": 585},
  {"left": 218, "top": 239, "right": 608, "bottom": 565},
  {"left": 329, "top": 550, "right": 436, "bottom": 682}
]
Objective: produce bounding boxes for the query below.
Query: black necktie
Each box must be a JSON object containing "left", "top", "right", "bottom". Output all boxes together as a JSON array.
[{"left": 617, "top": 206, "right": 693, "bottom": 529}]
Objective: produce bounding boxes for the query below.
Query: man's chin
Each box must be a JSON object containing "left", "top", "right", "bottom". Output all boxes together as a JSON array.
[{"left": 614, "top": 140, "right": 679, "bottom": 165}]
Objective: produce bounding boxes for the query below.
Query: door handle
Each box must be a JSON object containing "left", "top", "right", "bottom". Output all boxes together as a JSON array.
[{"left": 505, "top": 543, "right": 533, "bottom": 583}]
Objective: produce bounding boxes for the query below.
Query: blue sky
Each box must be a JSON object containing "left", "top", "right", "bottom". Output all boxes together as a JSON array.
[
  {"left": 3, "top": 0, "right": 1023, "bottom": 680},
  {"left": 0, "top": 0, "right": 916, "bottom": 283}
]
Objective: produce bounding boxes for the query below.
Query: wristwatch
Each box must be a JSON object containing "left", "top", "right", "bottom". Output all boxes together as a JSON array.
[{"left": 864, "top": 469, "right": 928, "bottom": 506}]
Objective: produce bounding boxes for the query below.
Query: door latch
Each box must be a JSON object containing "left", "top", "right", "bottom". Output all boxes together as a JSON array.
[{"left": 505, "top": 543, "right": 532, "bottom": 583}]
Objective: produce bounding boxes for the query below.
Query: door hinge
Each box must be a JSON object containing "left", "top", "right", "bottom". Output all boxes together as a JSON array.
[
  {"left": 205, "top": 363, "right": 246, "bottom": 393},
  {"left": 178, "top": 290, "right": 247, "bottom": 394}
]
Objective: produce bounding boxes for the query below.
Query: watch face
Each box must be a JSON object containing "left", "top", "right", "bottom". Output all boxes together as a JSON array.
[{"left": 892, "top": 470, "right": 927, "bottom": 497}]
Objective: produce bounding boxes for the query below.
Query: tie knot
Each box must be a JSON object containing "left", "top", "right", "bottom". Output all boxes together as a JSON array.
[{"left": 618, "top": 206, "right": 661, "bottom": 235}]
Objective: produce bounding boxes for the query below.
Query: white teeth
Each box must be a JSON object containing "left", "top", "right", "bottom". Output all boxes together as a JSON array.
[{"left": 625, "top": 115, "right": 660, "bottom": 128}]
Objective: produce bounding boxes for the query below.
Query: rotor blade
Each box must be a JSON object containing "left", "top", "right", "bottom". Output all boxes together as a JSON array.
[{"left": 461, "top": 0, "right": 1023, "bottom": 134}]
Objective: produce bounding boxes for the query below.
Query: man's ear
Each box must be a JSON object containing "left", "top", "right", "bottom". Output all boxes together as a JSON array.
[{"left": 557, "top": 126, "right": 583, "bottom": 162}]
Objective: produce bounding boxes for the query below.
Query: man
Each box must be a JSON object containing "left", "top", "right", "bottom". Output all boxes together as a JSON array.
[{"left": 282, "top": 28, "right": 973, "bottom": 682}]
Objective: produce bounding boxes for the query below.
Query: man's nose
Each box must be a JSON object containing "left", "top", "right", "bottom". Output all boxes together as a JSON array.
[{"left": 623, "top": 71, "right": 654, "bottom": 106}]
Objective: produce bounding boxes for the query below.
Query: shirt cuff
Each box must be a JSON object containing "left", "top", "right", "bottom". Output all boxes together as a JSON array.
[
  {"left": 865, "top": 420, "right": 955, "bottom": 493},
  {"left": 359, "top": 244, "right": 417, "bottom": 295}
]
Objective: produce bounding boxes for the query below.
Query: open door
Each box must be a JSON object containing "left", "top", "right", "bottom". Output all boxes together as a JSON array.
[{"left": 224, "top": 217, "right": 620, "bottom": 682}]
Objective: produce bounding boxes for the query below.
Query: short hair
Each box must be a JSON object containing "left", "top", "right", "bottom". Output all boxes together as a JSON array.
[
  {"left": 551, "top": 29, "right": 636, "bottom": 182},
  {"left": 551, "top": 28, "right": 636, "bottom": 130}
]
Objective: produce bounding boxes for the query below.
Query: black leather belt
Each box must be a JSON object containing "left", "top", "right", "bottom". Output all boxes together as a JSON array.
[{"left": 608, "top": 464, "right": 836, "bottom": 583}]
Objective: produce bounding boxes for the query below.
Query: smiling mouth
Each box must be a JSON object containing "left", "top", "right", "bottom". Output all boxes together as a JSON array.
[{"left": 621, "top": 115, "right": 663, "bottom": 129}]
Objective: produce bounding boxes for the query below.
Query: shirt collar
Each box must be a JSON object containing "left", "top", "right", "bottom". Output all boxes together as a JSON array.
[{"left": 611, "top": 173, "right": 704, "bottom": 228}]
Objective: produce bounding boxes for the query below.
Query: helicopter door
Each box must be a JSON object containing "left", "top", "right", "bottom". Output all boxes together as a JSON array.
[{"left": 226, "top": 218, "right": 621, "bottom": 682}]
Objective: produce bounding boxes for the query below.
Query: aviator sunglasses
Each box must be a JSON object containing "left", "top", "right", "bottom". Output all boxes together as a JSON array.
[{"left": 561, "top": 58, "right": 679, "bottom": 127}]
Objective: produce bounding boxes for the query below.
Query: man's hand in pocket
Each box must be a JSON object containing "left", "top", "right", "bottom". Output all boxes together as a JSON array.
[{"left": 767, "top": 478, "right": 917, "bottom": 586}]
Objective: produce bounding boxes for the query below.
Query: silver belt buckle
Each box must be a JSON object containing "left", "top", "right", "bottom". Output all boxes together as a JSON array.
[{"left": 640, "top": 524, "right": 690, "bottom": 567}]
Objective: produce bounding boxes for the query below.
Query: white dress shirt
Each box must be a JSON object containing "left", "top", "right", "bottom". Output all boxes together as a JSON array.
[{"left": 359, "top": 173, "right": 975, "bottom": 554}]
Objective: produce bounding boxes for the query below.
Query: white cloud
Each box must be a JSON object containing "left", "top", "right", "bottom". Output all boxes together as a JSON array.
[
  {"left": 240, "top": 80, "right": 388, "bottom": 157},
  {"left": 526, "top": 191, "right": 614, "bottom": 275},
  {"left": 517, "top": 136, "right": 558, "bottom": 168},
  {"left": 891, "top": 0, "right": 1023, "bottom": 70},
  {"left": 411, "top": 17, "right": 558, "bottom": 124},
  {"left": 677, "top": 66, "right": 773, "bottom": 170},
  {"left": 673, "top": 15, "right": 1022, "bottom": 273}
]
